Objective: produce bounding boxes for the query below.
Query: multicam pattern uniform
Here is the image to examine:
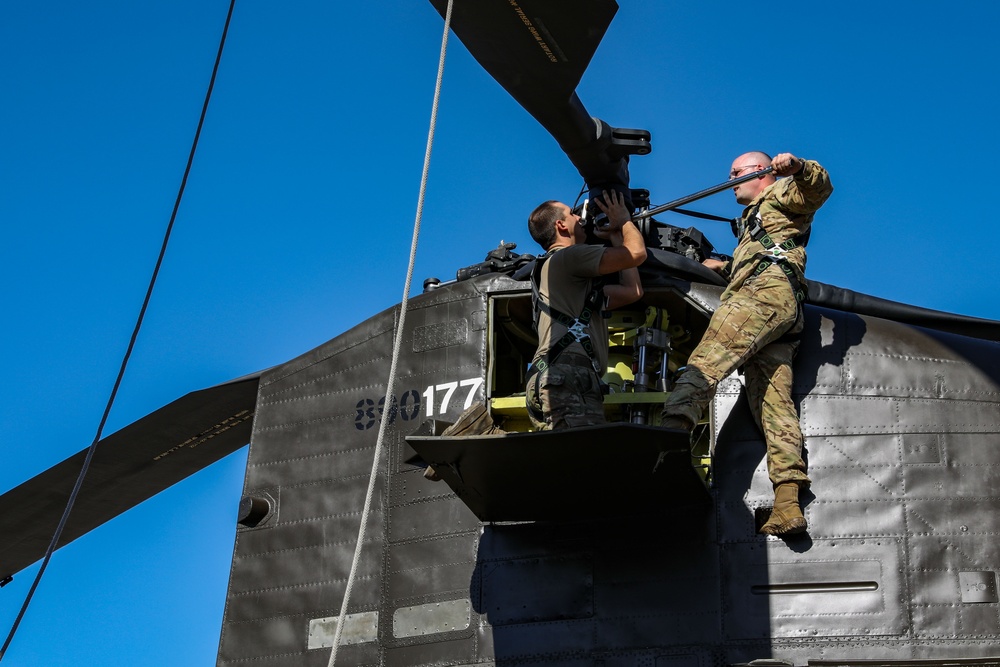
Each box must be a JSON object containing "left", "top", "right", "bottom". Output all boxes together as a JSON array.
[
  {"left": 526, "top": 349, "right": 605, "bottom": 430},
  {"left": 527, "top": 244, "right": 609, "bottom": 431},
  {"left": 662, "top": 160, "right": 833, "bottom": 486}
]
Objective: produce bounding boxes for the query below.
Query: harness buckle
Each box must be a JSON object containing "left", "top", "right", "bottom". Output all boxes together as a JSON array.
[{"left": 566, "top": 320, "right": 589, "bottom": 342}]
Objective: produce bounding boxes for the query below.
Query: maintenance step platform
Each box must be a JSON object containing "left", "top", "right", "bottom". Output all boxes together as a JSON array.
[{"left": 406, "top": 422, "right": 709, "bottom": 522}]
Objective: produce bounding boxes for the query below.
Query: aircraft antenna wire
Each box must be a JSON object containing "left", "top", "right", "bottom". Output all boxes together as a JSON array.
[
  {"left": 326, "top": 0, "right": 454, "bottom": 664},
  {"left": 0, "top": 0, "right": 239, "bottom": 660},
  {"left": 571, "top": 180, "right": 587, "bottom": 209}
]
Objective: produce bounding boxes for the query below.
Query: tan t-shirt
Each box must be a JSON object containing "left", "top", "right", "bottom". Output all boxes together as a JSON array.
[{"left": 532, "top": 244, "right": 608, "bottom": 372}]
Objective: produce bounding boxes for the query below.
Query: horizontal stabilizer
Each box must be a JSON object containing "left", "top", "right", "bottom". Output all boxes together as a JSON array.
[
  {"left": 407, "top": 423, "right": 709, "bottom": 522},
  {"left": 0, "top": 373, "right": 261, "bottom": 580}
]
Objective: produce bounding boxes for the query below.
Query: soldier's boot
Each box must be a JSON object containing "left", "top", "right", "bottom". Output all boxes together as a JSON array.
[
  {"left": 441, "top": 401, "right": 505, "bottom": 436},
  {"left": 759, "top": 482, "right": 807, "bottom": 536},
  {"left": 425, "top": 402, "right": 507, "bottom": 482},
  {"left": 659, "top": 414, "right": 693, "bottom": 431}
]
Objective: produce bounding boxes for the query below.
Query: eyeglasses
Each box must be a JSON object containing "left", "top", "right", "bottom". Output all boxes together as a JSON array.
[{"left": 729, "top": 164, "right": 762, "bottom": 179}]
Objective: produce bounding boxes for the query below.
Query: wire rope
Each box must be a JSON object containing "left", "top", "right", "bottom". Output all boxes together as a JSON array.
[
  {"left": 325, "top": 0, "right": 454, "bottom": 664},
  {"left": 0, "top": 0, "right": 238, "bottom": 660}
]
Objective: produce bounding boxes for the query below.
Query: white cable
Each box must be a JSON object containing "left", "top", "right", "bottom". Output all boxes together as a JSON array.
[{"left": 326, "top": 1, "right": 454, "bottom": 664}]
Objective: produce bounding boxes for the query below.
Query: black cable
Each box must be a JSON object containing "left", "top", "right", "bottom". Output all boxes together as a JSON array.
[
  {"left": 669, "top": 207, "right": 734, "bottom": 224},
  {"left": 571, "top": 181, "right": 587, "bottom": 210},
  {"left": 0, "top": 0, "right": 238, "bottom": 659}
]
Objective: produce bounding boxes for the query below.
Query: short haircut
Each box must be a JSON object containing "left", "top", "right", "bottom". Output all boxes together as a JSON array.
[{"left": 527, "top": 200, "right": 563, "bottom": 249}]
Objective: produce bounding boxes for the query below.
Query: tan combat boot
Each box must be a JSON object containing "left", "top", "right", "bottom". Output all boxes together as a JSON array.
[
  {"left": 441, "top": 401, "right": 505, "bottom": 436},
  {"left": 424, "top": 402, "right": 507, "bottom": 482},
  {"left": 759, "top": 482, "right": 807, "bottom": 536}
]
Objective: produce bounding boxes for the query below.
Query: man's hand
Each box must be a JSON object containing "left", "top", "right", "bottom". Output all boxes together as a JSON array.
[
  {"left": 593, "top": 190, "right": 632, "bottom": 239},
  {"left": 703, "top": 258, "right": 727, "bottom": 273},
  {"left": 772, "top": 153, "right": 805, "bottom": 177}
]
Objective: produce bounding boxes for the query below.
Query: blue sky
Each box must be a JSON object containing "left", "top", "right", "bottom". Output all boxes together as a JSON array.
[{"left": 1, "top": 1, "right": 998, "bottom": 664}]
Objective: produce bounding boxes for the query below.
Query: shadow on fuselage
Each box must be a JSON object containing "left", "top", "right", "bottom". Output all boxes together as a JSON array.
[
  {"left": 460, "top": 301, "right": 879, "bottom": 663},
  {"left": 468, "top": 487, "right": 774, "bottom": 663}
]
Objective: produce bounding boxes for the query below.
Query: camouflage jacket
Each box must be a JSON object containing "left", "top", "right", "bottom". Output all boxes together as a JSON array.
[{"left": 724, "top": 160, "right": 833, "bottom": 301}]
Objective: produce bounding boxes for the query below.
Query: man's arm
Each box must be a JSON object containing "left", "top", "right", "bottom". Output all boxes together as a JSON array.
[
  {"left": 592, "top": 191, "right": 645, "bottom": 309},
  {"left": 593, "top": 191, "right": 647, "bottom": 275},
  {"left": 599, "top": 220, "right": 646, "bottom": 274},
  {"left": 604, "top": 264, "right": 642, "bottom": 310},
  {"left": 773, "top": 152, "right": 833, "bottom": 214}
]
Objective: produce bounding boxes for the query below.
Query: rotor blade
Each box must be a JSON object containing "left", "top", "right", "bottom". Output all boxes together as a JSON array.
[
  {"left": 0, "top": 373, "right": 261, "bottom": 581},
  {"left": 429, "top": 0, "right": 643, "bottom": 189}
]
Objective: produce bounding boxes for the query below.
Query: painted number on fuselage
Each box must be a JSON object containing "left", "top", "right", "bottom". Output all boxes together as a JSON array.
[
  {"left": 353, "top": 378, "right": 482, "bottom": 430},
  {"left": 422, "top": 378, "right": 483, "bottom": 417}
]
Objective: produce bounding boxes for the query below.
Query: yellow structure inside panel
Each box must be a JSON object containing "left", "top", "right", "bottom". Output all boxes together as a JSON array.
[
  {"left": 486, "top": 304, "right": 711, "bottom": 483},
  {"left": 490, "top": 393, "right": 711, "bottom": 484}
]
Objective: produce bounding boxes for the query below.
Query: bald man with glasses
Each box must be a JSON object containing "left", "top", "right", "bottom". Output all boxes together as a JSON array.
[{"left": 662, "top": 151, "right": 833, "bottom": 536}]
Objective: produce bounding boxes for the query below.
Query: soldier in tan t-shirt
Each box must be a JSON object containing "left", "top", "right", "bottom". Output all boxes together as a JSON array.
[{"left": 525, "top": 190, "right": 646, "bottom": 430}]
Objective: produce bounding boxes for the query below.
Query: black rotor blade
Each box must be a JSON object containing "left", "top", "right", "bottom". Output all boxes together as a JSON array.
[
  {"left": 0, "top": 373, "right": 260, "bottom": 580},
  {"left": 429, "top": 0, "right": 646, "bottom": 191}
]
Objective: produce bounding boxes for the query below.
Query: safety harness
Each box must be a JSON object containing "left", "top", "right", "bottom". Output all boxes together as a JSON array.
[
  {"left": 528, "top": 251, "right": 606, "bottom": 375},
  {"left": 734, "top": 201, "right": 809, "bottom": 304},
  {"left": 526, "top": 251, "right": 606, "bottom": 422}
]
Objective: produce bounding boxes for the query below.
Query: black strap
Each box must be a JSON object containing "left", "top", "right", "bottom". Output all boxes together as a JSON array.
[
  {"left": 529, "top": 252, "right": 605, "bottom": 377},
  {"left": 670, "top": 207, "right": 735, "bottom": 224},
  {"left": 749, "top": 255, "right": 808, "bottom": 304},
  {"left": 738, "top": 202, "right": 808, "bottom": 303},
  {"left": 526, "top": 379, "right": 546, "bottom": 423}
]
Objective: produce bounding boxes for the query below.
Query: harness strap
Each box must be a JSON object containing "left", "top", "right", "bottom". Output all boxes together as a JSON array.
[
  {"left": 528, "top": 252, "right": 605, "bottom": 379},
  {"left": 739, "top": 201, "right": 808, "bottom": 304},
  {"left": 750, "top": 255, "right": 808, "bottom": 304}
]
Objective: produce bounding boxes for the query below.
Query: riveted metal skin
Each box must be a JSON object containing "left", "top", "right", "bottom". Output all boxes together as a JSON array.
[
  {"left": 202, "top": 264, "right": 1000, "bottom": 665},
  {"left": 4, "top": 255, "right": 999, "bottom": 665},
  {"left": 5, "top": 2, "right": 1000, "bottom": 663}
]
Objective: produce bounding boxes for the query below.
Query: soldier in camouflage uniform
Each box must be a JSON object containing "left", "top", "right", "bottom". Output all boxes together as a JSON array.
[
  {"left": 661, "top": 151, "right": 833, "bottom": 536},
  {"left": 526, "top": 191, "right": 646, "bottom": 430}
]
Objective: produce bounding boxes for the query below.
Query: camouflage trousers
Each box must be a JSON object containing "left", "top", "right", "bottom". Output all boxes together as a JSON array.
[
  {"left": 662, "top": 267, "right": 809, "bottom": 487},
  {"left": 526, "top": 350, "right": 606, "bottom": 431}
]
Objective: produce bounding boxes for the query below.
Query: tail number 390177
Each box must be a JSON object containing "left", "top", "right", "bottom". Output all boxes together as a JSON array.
[{"left": 354, "top": 377, "right": 483, "bottom": 430}]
